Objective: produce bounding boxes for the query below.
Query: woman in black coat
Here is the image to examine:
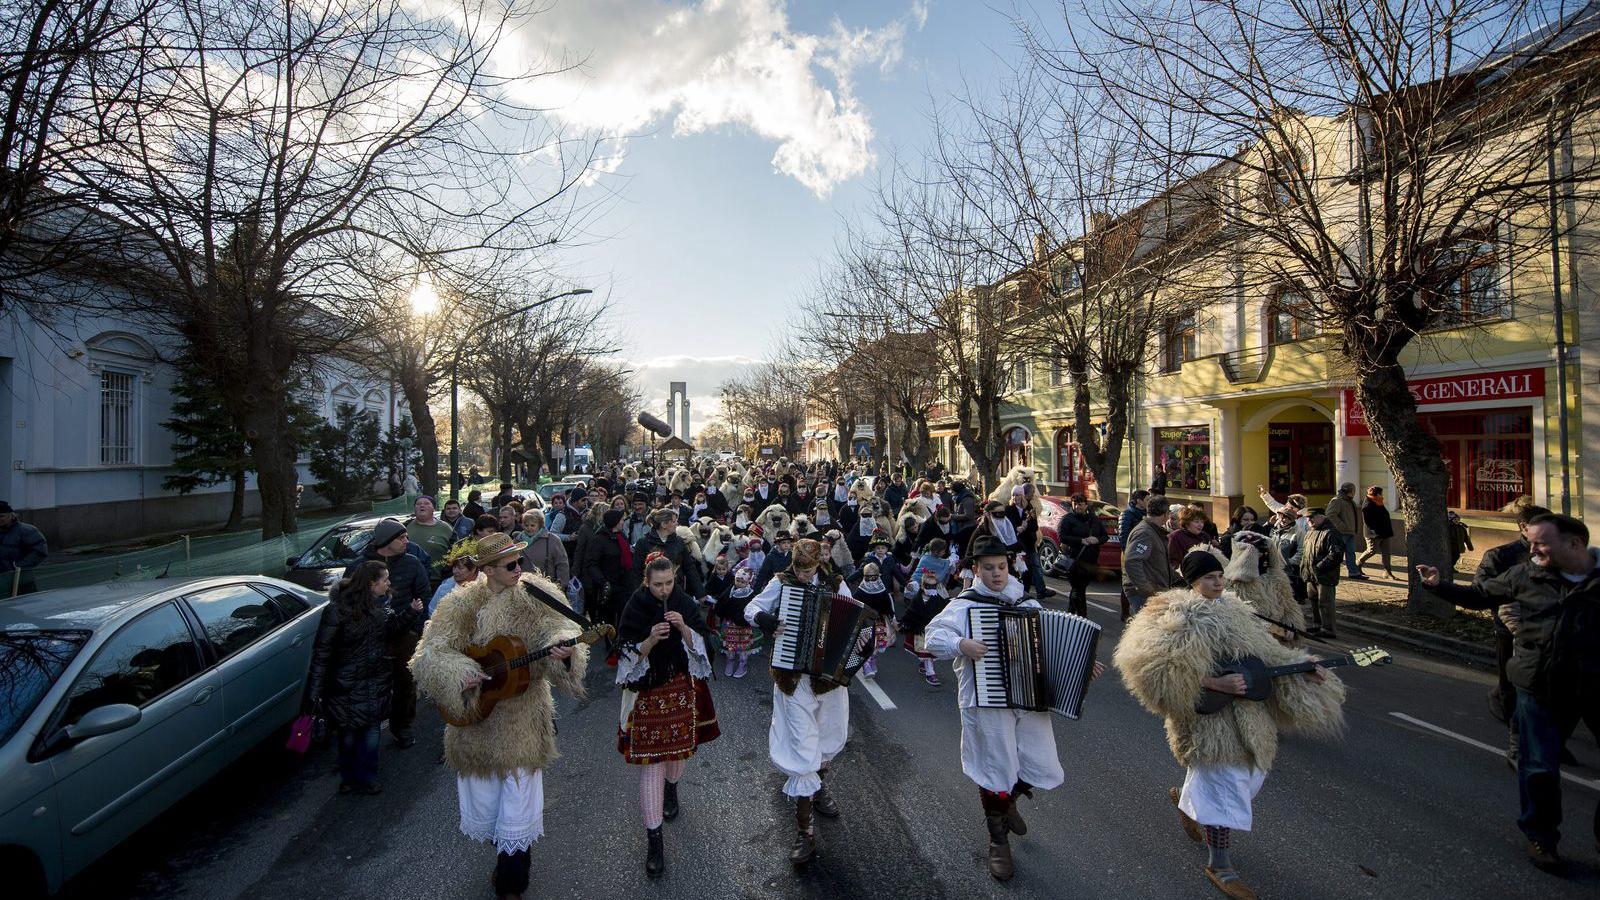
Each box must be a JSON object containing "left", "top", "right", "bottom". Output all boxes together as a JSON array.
[
  {"left": 1358, "top": 485, "right": 1397, "bottom": 578},
  {"left": 307, "top": 560, "right": 410, "bottom": 795},
  {"left": 586, "top": 509, "right": 638, "bottom": 627}
]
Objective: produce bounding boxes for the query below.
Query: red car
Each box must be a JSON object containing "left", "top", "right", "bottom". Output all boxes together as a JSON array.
[{"left": 1036, "top": 494, "right": 1123, "bottom": 578}]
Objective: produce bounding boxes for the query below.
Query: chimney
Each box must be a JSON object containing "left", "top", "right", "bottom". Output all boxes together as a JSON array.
[
  {"left": 1032, "top": 232, "right": 1049, "bottom": 264},
  {"left": 1090, "top": 211, "right": 1112, "bottom": 232}
]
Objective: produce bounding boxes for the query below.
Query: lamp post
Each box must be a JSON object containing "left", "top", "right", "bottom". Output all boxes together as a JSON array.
[{"left": 449, "top": 288, "right": 593, "bottom": 499}]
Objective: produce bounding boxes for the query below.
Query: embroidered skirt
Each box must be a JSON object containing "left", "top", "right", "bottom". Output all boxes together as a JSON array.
[
  {"left": 617, "top": 673, "right": 720, "bottom": 764},
  {"left": 720, "top": 621, "right": 756, "bottom": 653}
]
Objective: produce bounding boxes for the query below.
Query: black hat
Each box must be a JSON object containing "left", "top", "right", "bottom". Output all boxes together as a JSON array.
[
  {"left": 1305, "top": 507, "right": 1326, "bottom": 518},
  {"left": 969, "top": 533, "right": 1009, "bottom": 560},
  {"left": 1179, "top": 549, "right": 1225, "bottom": 584},
  {"left": 602, "top": 509, "right": 624, "bottom": 530},
  {"left": 371, "top": 518, "right": 407, "bottom": 549},
  {"left": 774, "top": 529, "right": 794, "bottom": 542},
  {"left": 0, "top": 500, "right": 12, "bottom": 514}
]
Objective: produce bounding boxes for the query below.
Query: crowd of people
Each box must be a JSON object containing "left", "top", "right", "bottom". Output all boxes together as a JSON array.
[{"left": 296, "top": 455, "right": 1597, "bottom": 900}]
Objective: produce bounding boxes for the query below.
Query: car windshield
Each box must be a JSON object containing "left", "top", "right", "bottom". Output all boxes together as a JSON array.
[
  {"left": 297, "top": 526, "right": 372, "bottom": 567},
  {"left": 537, "top": 483, "right": 576, "bottom": 500},
  {"left": 1, "top": 629, "right": 90, "bottom": 745}
]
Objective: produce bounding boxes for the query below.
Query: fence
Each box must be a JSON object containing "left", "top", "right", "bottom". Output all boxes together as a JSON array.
[{"left": 13, "top": 495, "right": 418, "bottom": 596}]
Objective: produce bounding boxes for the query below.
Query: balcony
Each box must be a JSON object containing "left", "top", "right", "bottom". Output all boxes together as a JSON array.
[
  {"left": 1180, "top": 336, "right": 1340, "bottom": 398},
  {"left": 1219, "top": 345, "right": 1273, "bottom": 384}
]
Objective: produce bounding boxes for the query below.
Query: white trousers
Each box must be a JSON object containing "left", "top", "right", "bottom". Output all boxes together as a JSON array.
[
  {"left": 458, "top": 768, "right": 545, "bottom": 854},
  {"left": 769, "top": 679, "right": 849, "bottom": 797},
  {"left": 959, "top": 706, "right": 1065, "bottom": 794},
  {"left": 1179, "top": 764, "right": 1267, "bottom": 831}
]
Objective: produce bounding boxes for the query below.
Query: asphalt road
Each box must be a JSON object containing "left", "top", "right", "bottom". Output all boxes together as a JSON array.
[{"left": 60, "top": 578, "right": 1600, "bottom": 900}]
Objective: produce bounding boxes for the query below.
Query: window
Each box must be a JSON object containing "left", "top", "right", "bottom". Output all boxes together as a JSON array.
[
  {"left": 1000, "top": 358, "right": 1030, "bottom": 394},
  {"left": 363, "top": 389, "right": 386, "bottom": 422},
  {"left": 1154, "top": 425, "right": 1211, "bottom": 491},
  {"left": 1002, "top": 427, "right": 1032, "bottom": 472},
  {"left": 1160, "top": 314, "right": 1197, "bottom": 374},
  {"left": 185, "top": 584, "right": 284, "bottom": 661},
  {"left": 256, "top": 585, "right": 312, "bottom": 617},
  {"left": 1421, "top": 408, "right": 1533, "bottom": 512},
  {"left": 0, "top": 630, "right": 89, "bottom": 745},
  {"left": 295, "top": 524, "right": 373, "bottom": 567},
  {"left": 1264, "top": 149, "right": 1304, "bottom": 208},
  {"left": 1053, "top": 428, "right": 1095, "bottom": 494},
  {"left": 1054, "top": 265, "right": 1081, "bottom": 295},
  {"left": 1267, "top": 291, "right": 1315, "bottom": 345},
  {"left": 1014, "top": 359, "right": 1031, "bottom": 393},
  {"left": 60, "top": 603, "right": 201, "bottom": 726},
  {"left": 1050, "top": 359, "right": 1065, "bottom": 388},
  {"left": 100, "top": 369, "right": 135, "bottom": 464},
  {"left": 1431, "top": 237, "right": 1507, "bottom": 326}
]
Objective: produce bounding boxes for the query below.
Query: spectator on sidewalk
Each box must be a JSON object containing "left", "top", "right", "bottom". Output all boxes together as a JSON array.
[
  {"left": 1478, "top": 502, "right": 1552, "bottom": 766},
  {"left": 440, "top": 498, "right": 473, "bottom": 541},
  {"left": 521, "top": 509, "right": 571, "bottom": 586},
  {"left": 342, "top": 519, "right": 430, "bottom": 749},
  {"left": 491, "top": 482, "right": 516, "bottom": 510},
  {"left": 1167, "top": 506, "right": 1212, "bottom": 571},
  {"left": 1218, "top": 505, "right": 1267, "bottom": 558},
  {"left": 545, "top": 492, "right": 577, "bottom": 548},
  {"left": 0, "top": 500, "right": 48, "bottom": 596},
  {"left": 1056, "top": 492, "right": 1105, "bottom": 616},
  {"left": 472, "top": 514, "right": 499, "bottom": 542},
  {"left": 1447, "top": 511, "right": 1474, "bottom": 571},
  {"left": 1270, "top": 507, "right": 1306, "bottom": 605},
  {"left": 1119, "top": 490, "right": 1149, "bottom": 546},
  {"left": 1418, "top": 513, "right": 1600, "bottom": 873},
  {"left": 405, "top": 496, "right": 456, "bottom": 576},
  {"left": 1299, "top": 508, "right": 1345, "bottom": 637},
  {"left": 1122, "top": 496, "right": 1174, "bottom": 617},
  {"left": 1324, "top": 483, "right": 1365, "bottom": 579},
  {"left": 463, "top": 489, "right": 486, "bottom": 521},
  {"left": 1358, "top": 486, "right": 1396, "bottom": 578}
]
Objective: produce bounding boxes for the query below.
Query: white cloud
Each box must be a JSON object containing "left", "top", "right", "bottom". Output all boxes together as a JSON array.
[{"left": 502, "top": 1, "right": 927, "bottom": 197}]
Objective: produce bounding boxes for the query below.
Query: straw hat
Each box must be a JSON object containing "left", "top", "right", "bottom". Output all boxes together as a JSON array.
[{"left": 472, "top": 532, "right": 526, "bottom": 568}]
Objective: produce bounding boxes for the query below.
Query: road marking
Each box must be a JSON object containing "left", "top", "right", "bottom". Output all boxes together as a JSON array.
[
  {"left": 1088, "top": 601, "right": 1118, "bottom": 616},
  {"left": 857, "top": 676, "right": 898, "bottom": 711},
  {"left": 1388, "top": 712, "right": 1600, "bottom": 793}
]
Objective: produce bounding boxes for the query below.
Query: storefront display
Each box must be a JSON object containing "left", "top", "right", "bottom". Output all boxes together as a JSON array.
[
  {"left": 1154, "top": 425, "right": 1211, "bottom": 491},
  {"left": 1422, "top": 409, "right": 1534, "bottom": 513},
  {"left": 1266, "top": 422, "right": 1334, "bottom": 500}
]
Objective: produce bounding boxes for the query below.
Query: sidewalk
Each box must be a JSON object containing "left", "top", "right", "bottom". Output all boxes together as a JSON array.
[{"left": 1335, "top": 569, "right": 1498, "bottom": 667}]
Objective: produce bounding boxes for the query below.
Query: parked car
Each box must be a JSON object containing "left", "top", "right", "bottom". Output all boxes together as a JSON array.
[
  {"left": 536, "top": 481, "right": 583, "bottom": 503},
  {"left": 0, "top": 576, "right": 326, "bottom": 898},
  {"left": 1036, "top": 494, "right": 1123, "bottom": 577},
  {"left": 282, "top": 515, "right": 392, "bottom": 593}
]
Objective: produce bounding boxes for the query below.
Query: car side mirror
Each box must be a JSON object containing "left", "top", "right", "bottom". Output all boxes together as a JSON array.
[
  {"left": 287, "top": 556, "right": 301, "bottom": 568},
  {"left": 64, "top": 704, "right": 142, "bottom": 742}
]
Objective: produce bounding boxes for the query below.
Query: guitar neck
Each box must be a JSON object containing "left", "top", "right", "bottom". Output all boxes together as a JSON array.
[
  {"left": 505, "top": 637, "right": 576, "bottom": 671},
  {"left": 1261, "top": 654, "right": 1357, "bottom": 679}
]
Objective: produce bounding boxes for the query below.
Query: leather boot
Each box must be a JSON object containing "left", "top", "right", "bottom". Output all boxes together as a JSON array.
[
  {"left": 985, "top": 811, "right": 1014, "bottom": 881},
  {"left": 645, "top": 826, "right": 665, "bottom": 878},
  {"left": 1005, "top": 781, "right": 1031, "bottom": 836},
  {"left": 663, "top": 780, "right": 680, "bottom": 821},
  {"left": 790, "top": 797, "right": 817, "bottom": 866},
  {"left": 812, "top": 769, "right": 841, "bottom": 819}
]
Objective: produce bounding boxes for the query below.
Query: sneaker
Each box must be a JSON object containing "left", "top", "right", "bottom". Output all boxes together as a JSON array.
[
  {"left": 723, "top": 656, "right": 737, "bottom": 677},
  {"left": 924, "top": 670, "right": 941, "bottom": 687},
  {"left": 1527, "top": 840, "right": 1562, "bottom": 872},
  {"left": 1039, "top": 587, "right": 1058, "bottom": 599},
  {"left": 734, "top": 657, "right": 748, "bottom": 678},
  {"left": 863, "top": 658, "right": 877, "bottom": 678}
]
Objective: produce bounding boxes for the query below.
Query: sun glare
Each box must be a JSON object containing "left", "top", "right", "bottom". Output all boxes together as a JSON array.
[{"left": 409, "top": 273, "right": 441, "bottom": 317}]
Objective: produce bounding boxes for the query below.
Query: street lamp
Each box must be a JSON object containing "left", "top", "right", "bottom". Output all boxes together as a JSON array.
[{"left": 448, "top": 288, "right": 593, "bottom": 498}]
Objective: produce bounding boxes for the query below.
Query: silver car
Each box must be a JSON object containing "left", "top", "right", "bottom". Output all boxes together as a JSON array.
[{"left": 0, "top": 576, "right": 326, "bottom": 898}]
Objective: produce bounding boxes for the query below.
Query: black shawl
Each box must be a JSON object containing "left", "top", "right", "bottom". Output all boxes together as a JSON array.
[{"left": 617, "top": 584, "right": 711, "bottom": 691}]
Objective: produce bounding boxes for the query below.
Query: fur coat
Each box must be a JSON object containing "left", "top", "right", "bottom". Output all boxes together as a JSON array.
[
  {"left": 1224, "top": 539, "right": 1305, "bottom": 642},
  {"left": 1113, "top": 587, "right": 1345, "bottom": 770},
  {"left": 410, "top": 572, "right": 590, "bottom": 778}
]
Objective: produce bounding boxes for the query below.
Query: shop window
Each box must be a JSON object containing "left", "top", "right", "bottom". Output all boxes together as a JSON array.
[
  {"left": 1420, "top": 408, "right": 1532, "bottom": 512},
  {"left": 1054, "top": 428, "right": 1095, "bottom": 494},
  {"left": 1160, "top": 314, "right": 1197, "bottom": 374},
  {"left": 1154, "top": 425, "right": 1211, "bottom": 491},
  {"left": 1266, "top": 422, "right": 1334, "bottom": 499},
  {"left": 1267, "top": 291, "right": 1315, "bottom": 345}
]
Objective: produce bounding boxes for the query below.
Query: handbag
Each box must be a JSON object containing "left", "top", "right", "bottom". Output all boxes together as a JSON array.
[{"left": 286, "top": 713, "right": 315, "bottom": 754}]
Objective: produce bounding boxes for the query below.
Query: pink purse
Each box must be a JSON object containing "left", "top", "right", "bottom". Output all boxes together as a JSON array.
[{"left": 285, "top": 714, "right": 315, "bottom": 754}]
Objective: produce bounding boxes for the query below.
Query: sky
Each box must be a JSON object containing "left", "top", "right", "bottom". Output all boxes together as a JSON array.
[{"left": 500, "top": 0, "right": 1030, "bottom": 432}]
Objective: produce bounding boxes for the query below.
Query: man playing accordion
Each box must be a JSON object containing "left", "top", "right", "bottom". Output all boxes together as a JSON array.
[
  {"left": 744, "top": 537, "right": 857, "bottom": 867},
  {"left": 925, "top": 533, "right": 1105, "bottom": 882}
]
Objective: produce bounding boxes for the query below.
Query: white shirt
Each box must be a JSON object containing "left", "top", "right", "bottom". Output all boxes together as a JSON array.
[
  {"left": 924, "top": 576, "right": 1035, "bottom": 709},
  {"left": 745, "top": 571, "right": 856, "bottom": 624}
]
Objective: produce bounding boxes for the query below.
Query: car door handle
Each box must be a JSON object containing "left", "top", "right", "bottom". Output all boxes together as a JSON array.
[
  {"left": 191, "top": 686, "right": 216, "bottom": 706},
  {"left": 291, "top": 634, "right": 306, "bottom": 648}
]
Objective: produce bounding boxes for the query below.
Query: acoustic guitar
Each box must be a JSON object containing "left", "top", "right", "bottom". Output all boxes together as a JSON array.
[
  {"left": 1195, "top": 646, "right": 1392, "bottom": 715},
  {"left": 439, "top": 625, "right": 614, "bottom": 727}
]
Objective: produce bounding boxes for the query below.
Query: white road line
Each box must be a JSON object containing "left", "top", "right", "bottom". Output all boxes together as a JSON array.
[
  {"left": 1388, "top": 712, "right": 1600, "bottom": 793},
  {"left": 857, "top": 676, "right": 898, "bottom": 711},
  {"left": 1088, "top": 601, "right": 1119, "bottom": 616}
]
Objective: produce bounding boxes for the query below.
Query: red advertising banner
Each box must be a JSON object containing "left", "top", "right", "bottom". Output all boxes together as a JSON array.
[{"left": 1342, "top": 367, "right": 1544, "bottom": 437}]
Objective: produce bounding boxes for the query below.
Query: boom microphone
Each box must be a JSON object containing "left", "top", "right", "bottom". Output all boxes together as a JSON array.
[{"left": 637, "top": 411, "right": 672, "bottom": 437}]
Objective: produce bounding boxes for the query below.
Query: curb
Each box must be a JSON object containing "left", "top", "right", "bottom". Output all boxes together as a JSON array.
[{"left": 1337, "top": 610, "right": 1495, "bottom": 669}]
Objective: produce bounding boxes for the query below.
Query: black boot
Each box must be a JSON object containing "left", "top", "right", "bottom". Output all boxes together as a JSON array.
[
  {"left": 663, "top": 780, "right": 680, "bottom": 822},
  {"left": 645, "top": 826, "right": 665, "bottom": 878},
  {"left": 1005, "top": 781, "right": 1032, "bottom": 835},
  {"left": 812, "top": 769, "right": 841, "bottom": 818},
  {"left": 790, "top": 797, "right": 817, "bottom": 866},
  {"left": 981, "top": 791, "right": 1013, "bottom": 881}
]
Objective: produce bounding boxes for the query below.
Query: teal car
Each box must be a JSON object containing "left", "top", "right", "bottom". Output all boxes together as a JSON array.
[{"left": 0, "top": 577, "right": 326, "bottom": 897}]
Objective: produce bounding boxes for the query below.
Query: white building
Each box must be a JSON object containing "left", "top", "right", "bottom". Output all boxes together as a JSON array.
[{"left": 2, "top": 291, "right": 400, "bottom": 549}]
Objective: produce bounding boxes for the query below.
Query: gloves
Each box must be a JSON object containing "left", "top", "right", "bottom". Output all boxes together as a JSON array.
[{"left": 753, "top": 611, "right": 781, "bottom": 633}]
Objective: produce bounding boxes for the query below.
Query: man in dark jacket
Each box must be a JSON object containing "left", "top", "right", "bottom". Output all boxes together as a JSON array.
[
  {"left": 1299, "top": 508, "right": 1344, "bottom": 637},
  {"left": 0, "top": 501, "right": 48, "bottom": 595},
  {"left": 1055, "top": 493, "right": 1105, "bottom": 616},
  {"left": 949, "top": 477, "right": 978, "bottom": 547},
  {"left": 1420, "top": 513, "right": 1600, "bottom": 872},
  {"left": 884, "top": 474, "right": 909, "bottom": 516},
  {"left": 1121, "top": 496, "right": 1173, "bottom": 616},
  {"left": 1118, "top": 490, "right": 1149, "bottom": 546},
  {"left": 343, "top": 519, "right": 432, "bottom": 748},
  {"left": 1480, "top": 504, "right": 1552, "bottom": 762},
  {"left": 631, "top": 508, "right": 706, "bottom": 599}
]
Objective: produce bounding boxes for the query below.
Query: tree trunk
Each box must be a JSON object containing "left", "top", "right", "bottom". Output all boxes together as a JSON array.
[
  {"left": 1357, "top": 360, "right": 1455, "bottom": 618},
  {"left": 399, "top": 374, "right": 439, "bottom": 497},
  {"left": 499, "top": 420, "right": 515, "bottom": 483},
  {"left": 240, "top": 389, "right": 299, "bottom": 540},
  {"left": 225, "top": 469, "right": 246, "bottom": 531}
]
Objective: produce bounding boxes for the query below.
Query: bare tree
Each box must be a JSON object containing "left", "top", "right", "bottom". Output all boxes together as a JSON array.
[
  {"left": 720, "top": 361, "right": 808, "bottom": 453},
  {"left": 1070, "top": 0, "right": 1600, "bottom": 612},
  {"left": 68, "top": 0, "right": 597, "bottom": 538}
]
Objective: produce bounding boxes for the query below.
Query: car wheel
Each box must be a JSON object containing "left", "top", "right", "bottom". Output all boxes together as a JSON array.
[{"left": 1036, "top": 539, "right": 1060, "bottom": 573}]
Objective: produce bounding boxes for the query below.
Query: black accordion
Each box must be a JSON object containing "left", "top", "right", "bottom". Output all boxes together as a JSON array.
[
  {"left": 967, "top": 606, "right": 1101, "bottom": 719},
  {"left": 771, "top": 583, "right": 879, "bottom": 687}
]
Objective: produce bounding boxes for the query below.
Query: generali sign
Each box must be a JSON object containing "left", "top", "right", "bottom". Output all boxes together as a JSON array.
[{"left": 1343, "top": 367, "right": 1544, "bottom": 437}]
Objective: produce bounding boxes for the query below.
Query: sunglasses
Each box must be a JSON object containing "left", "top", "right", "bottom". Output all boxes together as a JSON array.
[{"left": 502, "top": 559, "right": 522, "bottom": 572}]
